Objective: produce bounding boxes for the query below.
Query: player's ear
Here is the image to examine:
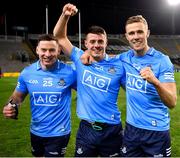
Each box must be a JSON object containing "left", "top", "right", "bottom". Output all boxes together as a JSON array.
[
  {"left": 84, "top": 40, "right": 88, "bottom": 49},
  {"left": 36, "top": 46, "right": 39, "bottom": 55},
  {"left": 125, "top": 33, "right": 129, "bottom": 41},
  {"left": 106, "top": 38, "right": 108, "bottom": 47},
  {"left": 57, "top": 43, "right": 62, "bottom": 54},
  {"left": 147, "top": 29, "right": 150, "bottom": 38},
  {"left": 58, "top": 45, "right": 62, "bottom": 55}
]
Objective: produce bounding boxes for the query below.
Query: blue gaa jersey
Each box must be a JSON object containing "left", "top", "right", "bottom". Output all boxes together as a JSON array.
[
  {"left": 71, "top": 47, "right": 125, "bottom": 124},
  {"left": 15, "top": 60, "right": 76, "bottom": 137},
  {"left": 119, "top": 47, "right": 175, "bottom": 131}
]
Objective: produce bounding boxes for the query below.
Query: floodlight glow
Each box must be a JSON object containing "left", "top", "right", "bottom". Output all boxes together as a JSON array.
[{"left": 167, "top": 0, "right": 180, "bottom": 6}]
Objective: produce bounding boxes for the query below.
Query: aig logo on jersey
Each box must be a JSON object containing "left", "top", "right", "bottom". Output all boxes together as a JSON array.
[
  {"left": 82, "top": 70, "right": 111, "bottom": 92},
  {"left": 126, "top": 73, "right": 147, "bottom": 93},
  {"left": 33, "top": 92, "right": 62, "bottom": 106}
]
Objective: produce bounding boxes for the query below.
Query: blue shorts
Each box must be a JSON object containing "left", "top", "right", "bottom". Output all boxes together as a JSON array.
[
  {"left": 75, "top": 120, "right": 123, "bottom": 157},
  {"left": 121, "top": 122, "right": 171, "bottom": 157},
  {"left": 30, "top": 132, "right": 70, "bottom": 157}
]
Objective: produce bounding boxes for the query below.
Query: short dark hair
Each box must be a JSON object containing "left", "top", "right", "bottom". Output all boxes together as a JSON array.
[
  {"left": 37, "top": 34, "right": 59, "bottom": 45},
  {"left": 85, "top": 25, "right": 107, "bottom": 38}
]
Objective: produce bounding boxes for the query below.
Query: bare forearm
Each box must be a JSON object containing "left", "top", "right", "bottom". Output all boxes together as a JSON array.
[
  {"left": 8, "top": 91, "right": 27, "bottom": 105},
  {"left": 54, "top": 3, "right": 77, "bottom": 38},
  {"left": 3, "top": 91, "right": 27, "bottom": 119},
  {"left": 154, "top": 81, "right": 177, "bottom": 109},
  {"left": 140, "top": 67, "right": 177, "bottom": 109},
  {"left": 53, "top": 13, "right": 70, "bottom": 39},
  {"left": 53, "top": 4, "right": 78, "bottom": 56}
]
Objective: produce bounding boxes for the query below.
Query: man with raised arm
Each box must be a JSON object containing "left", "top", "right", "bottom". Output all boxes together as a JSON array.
[{"left": 54, "top": 3, "right": 125, "bottom": 157}]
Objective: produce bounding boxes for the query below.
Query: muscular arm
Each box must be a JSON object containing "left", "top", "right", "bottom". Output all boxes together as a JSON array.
[
  {"left": 140, "top": 67, "right": 177, "bottom": 109},
  {"left": 154, "top": 82, "right": 177, "bottom": 109},
  {"left": 53, "top": 3, "right": 78, "bottom": 56},
  {"left": 9, "top": 90, "right": 27, "bottom": 103},
  {"left": 3, "top": 90, "right": 27, "bottom": 119}
]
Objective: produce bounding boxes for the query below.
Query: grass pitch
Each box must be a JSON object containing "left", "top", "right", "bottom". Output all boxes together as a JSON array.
[{"left": 0, "top": 73, "right": 180, "bottom": 156}]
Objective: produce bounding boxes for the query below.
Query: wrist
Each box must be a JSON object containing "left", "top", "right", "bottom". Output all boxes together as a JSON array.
[
  {"left": 61, "top": 12, "right": 70, "bottom": 19},
  {"left": 153, "top": 80, "right": 161, "bottom": 87},
  {"left": 7, "top": 99, "right": 19, "bottom": 119}
]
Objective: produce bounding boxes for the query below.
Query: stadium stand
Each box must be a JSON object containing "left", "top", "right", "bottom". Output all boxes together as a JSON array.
[
  {"left": 148, "top": 35, "right": 180, "bottom": 71},
  {"left": 0, "top": 35, "right": 36, "bottom": 73},
  {"left": 0, "top": 34, "right": 180, "bottom": 73},
  {"left": 106, "top": 34, "right": 180, "bottom": 71},
  {"left": 148, "top": 35, "right": 180, "bottom": 58}
]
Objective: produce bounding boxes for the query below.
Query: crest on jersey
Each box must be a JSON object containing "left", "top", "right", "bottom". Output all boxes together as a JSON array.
[
  {"left": 121, "top": 146, "right": 127, "bottom": 154},
  {"left": 108, "top": 67, "right": 116, "bottom": 74},
  {"left": 58, "top": 78, "right": 66, "bottom": 87},
  {"left": 77, "top": 147, "right": 83, "bottom": 155}
]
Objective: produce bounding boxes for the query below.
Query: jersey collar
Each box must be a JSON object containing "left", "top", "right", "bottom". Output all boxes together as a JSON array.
[
  {"left": 36, "top": 60, "right": 60, "bottom": 71},
  {"left": 131, "top": 47, "right": 155, "bottom": 57}
]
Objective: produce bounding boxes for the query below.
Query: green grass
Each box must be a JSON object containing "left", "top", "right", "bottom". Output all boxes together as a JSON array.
[{"left": 0, "top": 73, "right": 180, "bottom": 157}]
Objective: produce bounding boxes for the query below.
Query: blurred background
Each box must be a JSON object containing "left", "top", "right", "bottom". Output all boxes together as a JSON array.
[
  {"left": 0, "top": 0, "right": 180, "bottom": 74},
  {"left": 0, "top": 1, "right": 180, "bottom": 156}
]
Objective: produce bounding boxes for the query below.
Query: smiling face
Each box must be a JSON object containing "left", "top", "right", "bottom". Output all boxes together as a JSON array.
[
  {"left": 36, "top": 40, "right": 60, "bottom": 70},
  {"left": 84, "top": 33, "right": 107, "bottom": 61},
  {"left": 125, "top": 15, "right": 150, "bottom": 56},
  {"left": 84, "top": 26, "right": 108, "bottom": 62}
]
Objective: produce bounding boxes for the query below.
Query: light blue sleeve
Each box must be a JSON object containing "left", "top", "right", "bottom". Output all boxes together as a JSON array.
[
  {"left": 15, "top": 71, "right": 28, "bottom": 93},
  {"left": 70, "top": 46, "right": 84, "bottom": 63},
  {"left": 159, "top": 55, "right": 175, "bottom": 83}
]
